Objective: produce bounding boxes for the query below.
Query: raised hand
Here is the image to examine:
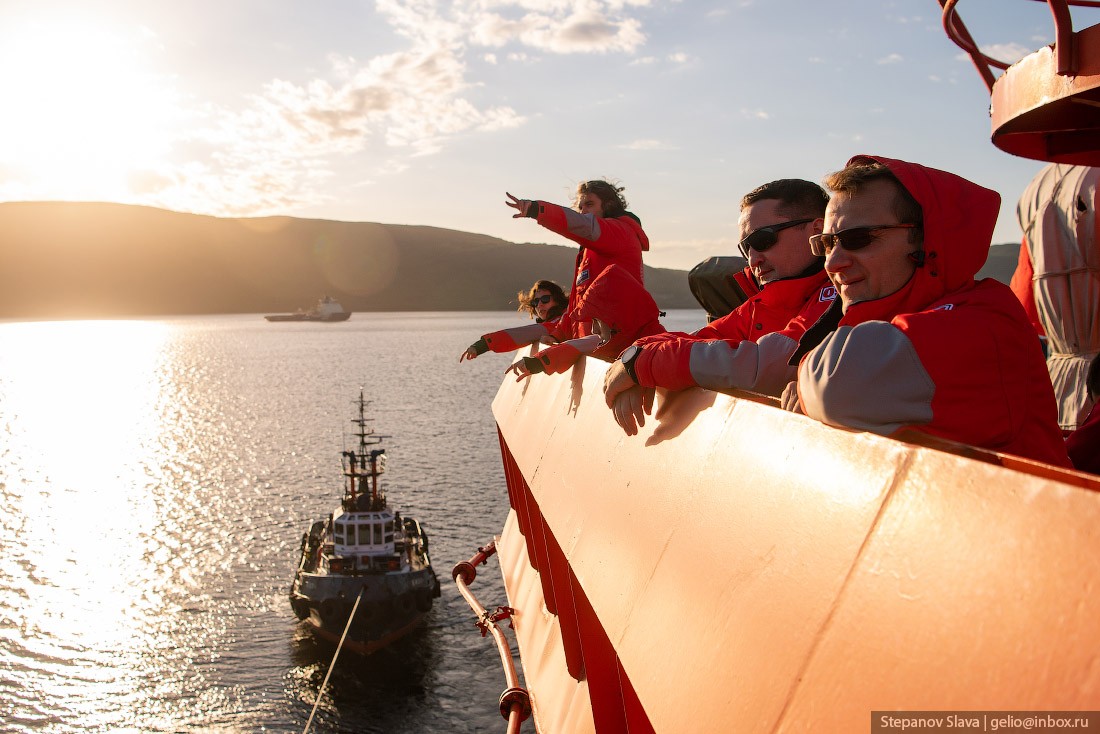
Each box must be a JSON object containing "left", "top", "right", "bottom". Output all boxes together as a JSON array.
[{"left": 505, "top": 192, "right": 533, "bottom": 218}]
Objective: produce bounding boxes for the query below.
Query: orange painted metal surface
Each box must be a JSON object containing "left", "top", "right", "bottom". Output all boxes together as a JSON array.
[
  {"left": 990, "top": 23, "right": 1100, "bottom": 166},
  {"left": 940, "top": 1, "right": 1100, "bottom": 165},
  {"left": 492, "top": 359, "right": 1100, "bottom": 733}
]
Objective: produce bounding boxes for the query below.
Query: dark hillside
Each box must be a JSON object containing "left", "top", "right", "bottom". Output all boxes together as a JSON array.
[
  {"left": 978, "top": 242, "right": 1021, "bottom": 285},
  {"left": 0, "top": 202, "right": 697, "bottom": 318}
]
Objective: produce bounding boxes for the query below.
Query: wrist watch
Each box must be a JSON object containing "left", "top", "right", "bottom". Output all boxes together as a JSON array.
[{"left": 619, "top": 345, "right": 642, "bottom": 383}]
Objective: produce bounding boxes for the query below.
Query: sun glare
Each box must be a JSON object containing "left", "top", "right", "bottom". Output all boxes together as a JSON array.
[
  {"left": 0, "top": 321, "right": 171, "bottom": 650},
  {"left": 0, "top": 17, "right": 180, "bottom": 202}
]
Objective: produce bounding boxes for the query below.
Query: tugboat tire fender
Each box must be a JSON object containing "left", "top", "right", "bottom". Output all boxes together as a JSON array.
[
  {"left": 415, "top": 590, "right": 432, "bottom": 612},
  {"left": 319, "top": 598, "right": 343, "bottom": 624}
]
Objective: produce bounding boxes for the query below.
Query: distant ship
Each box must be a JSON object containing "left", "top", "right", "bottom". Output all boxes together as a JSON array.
[{"left": 264, "top": 296, "right": 351, "bottom": 322}]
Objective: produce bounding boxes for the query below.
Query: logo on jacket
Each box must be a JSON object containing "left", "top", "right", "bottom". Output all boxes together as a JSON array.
[
  {"left": 576, "top": 269, "right": 590, "bottom": 286},
  {"left": 933, "top": 303, "right": 955, "bottom": 311},
  {"left": 820, "top": 286, "right": 838, "bottom": 302}
]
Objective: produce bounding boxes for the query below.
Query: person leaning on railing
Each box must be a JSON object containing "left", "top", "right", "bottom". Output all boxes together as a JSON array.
[
  {"left": 779, "top": 155, "right": 1070, "bottom": 468},
  {"left": 602, "top": 178, "right": 835, "bottom": 435},
  {"left": 517, "top": 279, "right": 567, "bottom": 324},
  {"left": 460, "top": 179, "right": 657, "bottom": 375}
]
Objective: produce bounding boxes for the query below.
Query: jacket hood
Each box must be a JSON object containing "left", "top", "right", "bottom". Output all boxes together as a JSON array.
[
  {"left": 572, "top": 264, "right": 662, "bottom": 357},
  {"left": 619, "top": 212, "right": 650, "bottom": 251},
  {"left": 842, "top": 154, "right": 1000, "bottom": 322}
]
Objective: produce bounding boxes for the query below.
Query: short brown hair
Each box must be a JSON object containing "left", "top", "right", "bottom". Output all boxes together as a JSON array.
[
  {"left": 824, "top": 162, "right": 924, "bottom": 244},
  {"left": 574, "top": 180, "right": 628, "bottom": 218},
  {"left": 741, "top": 179, "right": 829, "bottom": 220}
]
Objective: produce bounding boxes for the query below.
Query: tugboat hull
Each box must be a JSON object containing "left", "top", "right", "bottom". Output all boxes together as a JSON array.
[
  {"left": 292, "top": 567, "right": 440, "bottom": 646},
  {"left": 290, "top": 512, "right": 441, "bottom": 654},
  {"left": 305, "top": 611, "right": 428, "bottom": 656}
]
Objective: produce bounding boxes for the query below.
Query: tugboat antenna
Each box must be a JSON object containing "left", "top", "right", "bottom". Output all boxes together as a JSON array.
[
  {"left": 344, "top": 390, "right": 391, "bottom": 510},
  {"left": 351, "top": 389, "right": 390, "bottom": 450}
]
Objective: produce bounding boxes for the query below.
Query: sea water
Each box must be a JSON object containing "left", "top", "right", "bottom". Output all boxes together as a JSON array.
[{"left": 0, "top": 310, "right": 704, "bottom": 733}]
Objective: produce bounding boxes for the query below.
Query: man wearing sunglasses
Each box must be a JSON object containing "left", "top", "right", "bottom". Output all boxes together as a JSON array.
[
  {"left": 783, "top": 155, "right": 1070, "bottom": 467},
  {"left": 603, "top": 179, "right": 837, "bottom": 435}
]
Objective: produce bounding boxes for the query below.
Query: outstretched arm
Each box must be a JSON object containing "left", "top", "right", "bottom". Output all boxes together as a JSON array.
[{"left": 458, "top": 322, "right": 551, "bottom": 362}]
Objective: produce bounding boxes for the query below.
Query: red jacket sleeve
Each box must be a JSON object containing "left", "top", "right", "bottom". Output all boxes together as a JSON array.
[
  {"left": 535, "top": 202, "right": 642, "bottom": 259},
  {"left": 1009, "top": 239, "right": 1045, "bottom": 337}
]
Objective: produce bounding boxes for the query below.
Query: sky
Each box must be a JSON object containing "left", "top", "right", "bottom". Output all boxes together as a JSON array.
[{"left": 0, "top": 0, "right": 1096, "bottom": 271}]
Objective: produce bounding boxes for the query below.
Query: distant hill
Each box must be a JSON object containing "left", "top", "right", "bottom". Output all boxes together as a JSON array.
[
  {"left": 978, "top": 242, "right": 1021, "bottom": 285},
  {"left": 0, "top": 201, "right": 699, "bottom": 319}
]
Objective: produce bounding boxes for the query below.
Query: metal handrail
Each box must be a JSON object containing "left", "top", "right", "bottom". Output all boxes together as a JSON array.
[
  {"left": 939, "top": 0, "right": 1100, "bottom": 92},
  {"left": 453, "top": 542, "right": 532, "bottom": 733}
]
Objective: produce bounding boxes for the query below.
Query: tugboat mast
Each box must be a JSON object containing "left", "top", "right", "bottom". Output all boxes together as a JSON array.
[{"left": 343, "top": 390, "right": 390, "bottom": 511}]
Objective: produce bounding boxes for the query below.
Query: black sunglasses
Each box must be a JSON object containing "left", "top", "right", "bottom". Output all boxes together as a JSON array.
[
  {"left": 738, "top": 218, "right": 812, "bottom": 258},
  {"left": 529, "top": 295, "right": 553, "bottom": 306},
  {"left": 809, "top": 224, "right": 917, "bottom": 256}
]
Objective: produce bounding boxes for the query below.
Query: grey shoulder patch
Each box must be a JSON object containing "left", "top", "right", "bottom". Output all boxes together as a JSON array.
[
  {"left": 798, "top": 321, "right": 934, "bottom": 434},
  {"left": 689, "top": 332, "right": 798, "bottom": 396},
  {"left": 562, "top": 209, "right": 601, "bottom": 241}
]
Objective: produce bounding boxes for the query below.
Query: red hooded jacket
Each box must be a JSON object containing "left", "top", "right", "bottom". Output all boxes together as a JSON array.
[
  {"left": 518, "top": 265, "right": 665, "bottom": 375},
  {"left": 631, "top": 267, "right": 835, "bottom": 392},
  {"left": 476, "top": 203, "right": 652, "bottom": 356},
  {"left": 528, "top": 202, "right": 649, "bottom": 343},
  {"left": 795, "top": 155, "right": 1070, "bottom": 467}
]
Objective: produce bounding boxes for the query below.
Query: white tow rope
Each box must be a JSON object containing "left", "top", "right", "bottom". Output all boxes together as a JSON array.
[{"left": 302, "top": 588, "right": 364, "bottom": 734}]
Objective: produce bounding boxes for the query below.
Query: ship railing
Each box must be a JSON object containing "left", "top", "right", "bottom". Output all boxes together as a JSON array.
[
  {"left": 940, "top": 0, "right": 1100, "bottom": 91},
  {"left": 452, "top": 543, "right": 532, "bottom": 734},
  {"left": 938, "top": 0, "right": 1100, "bottom": 164}
]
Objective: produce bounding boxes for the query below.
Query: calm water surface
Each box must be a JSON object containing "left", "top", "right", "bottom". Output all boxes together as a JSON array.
[{"left": 0, "top": 311, "right": 703, "bottom": 733}]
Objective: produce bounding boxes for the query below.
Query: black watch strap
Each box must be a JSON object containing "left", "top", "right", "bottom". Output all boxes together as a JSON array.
[{"left": 621, "top": 345, "right": 642, "bottom": 383}]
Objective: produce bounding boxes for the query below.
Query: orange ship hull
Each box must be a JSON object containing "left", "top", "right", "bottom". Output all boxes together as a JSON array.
[{"left": 491, "top": 359, "right": 1100, "bottom": 733}]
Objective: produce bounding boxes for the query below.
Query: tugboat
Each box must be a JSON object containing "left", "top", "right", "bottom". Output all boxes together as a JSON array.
[
  {"left": 265, "top": 295, "right": 351, "bottom": 322},
  {"left": 290, "top": 392, "right": 440, "bottom": 654}
]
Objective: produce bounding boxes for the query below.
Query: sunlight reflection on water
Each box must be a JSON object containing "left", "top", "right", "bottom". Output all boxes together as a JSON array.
[{"left": 0, "top": 311, "right": 706, "bottom": 733}]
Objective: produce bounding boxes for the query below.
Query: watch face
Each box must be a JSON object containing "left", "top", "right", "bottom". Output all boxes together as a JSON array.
[{"left": 621, "top": 345, "right": 640, "bottom": 362}]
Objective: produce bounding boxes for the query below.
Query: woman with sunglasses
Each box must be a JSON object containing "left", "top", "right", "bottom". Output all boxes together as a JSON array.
[{"left": 518, "top": 280, "right": 567, "bottom": 323}]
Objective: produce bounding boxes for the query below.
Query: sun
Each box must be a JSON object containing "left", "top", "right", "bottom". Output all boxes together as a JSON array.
[{"left": 0, "top": 15, "right": 181, "bottom": 202}]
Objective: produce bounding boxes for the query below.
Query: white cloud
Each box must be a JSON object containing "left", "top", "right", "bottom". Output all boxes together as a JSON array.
[
  {"left": 618, "top": 139, "right": 678, "bottom": 151},
  {"left": 740, "top": 108, "right": 770, "bottom": 120},
  {"left": 667, "top": 52, "right": 688, "bottom": 64},
  {"left": 876, "top": 53, "right": 903, "bottom": 65},
  {"left": 517, "top": 11, "right": 645, "bottom": 54},
  {"left": 953, "top": 42, "right": 1032, "bottom": 67},
  {"left": 15, "top": 1, "right": 656, "bottom": 217},
  {"left": 467, "top": 2, "right": 648, "bottom": 54},
  {"left": 631, "top": 55, "right": 658, "bottom": 65},
  {"left": 980, "top": 42, "right": 1033, "bottom": 65}
]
